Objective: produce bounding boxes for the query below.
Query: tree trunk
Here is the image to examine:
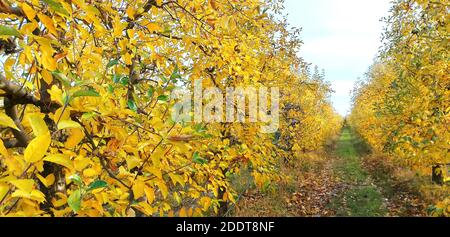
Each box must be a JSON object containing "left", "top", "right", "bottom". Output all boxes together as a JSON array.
[
  {"left": 217, "top": 187, "right": 229, "bottom": 217},
  {"left": 432, "top": 165, "right": 444, "bottom": 185}
]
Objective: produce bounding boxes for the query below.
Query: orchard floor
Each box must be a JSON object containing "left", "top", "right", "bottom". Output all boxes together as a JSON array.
[{"left": 231, "top": 128, "right": 427, "bottom": 217}]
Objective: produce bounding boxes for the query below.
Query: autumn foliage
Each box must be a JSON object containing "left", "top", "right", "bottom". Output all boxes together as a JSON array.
[
  {"left": 0, "top": 0, "right": 341, "bottom": 216},
  {"left": 349, "top": 0, "right": 449, "bottom": 216}
]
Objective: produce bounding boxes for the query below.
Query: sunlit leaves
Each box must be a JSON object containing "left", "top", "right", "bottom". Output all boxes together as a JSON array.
[
  {"left": 36, "top": 174, "right": 55, "bottom": 188},
  {"left": 132, "top": 180, "right": 145, "bottom": 199},
  {"left": 57, "top": 120, "right": 81, "bottom": 130},
  {"left": 349, "top": 0, "right": 449, "bottom": 216},
  {"left": 0, "top": 0, "right": 343, "bottom": 217},
  {"left": 24, "top": 133, "right": 51, "bottom": 163},
  {"left": 9, "top": 179, "right": 45, "bottom": 203},
  {"left": 0, "top": 113, "right": 19, "bottom": 131},
  {"left": 27, "top": 114, "right": 49, "bottom": 136},
  {"left": 21, "top": 2, "right": 36, "bottom": 20},
  {"left": 43, "top": 154, "right": 74, "bottom": 170}
]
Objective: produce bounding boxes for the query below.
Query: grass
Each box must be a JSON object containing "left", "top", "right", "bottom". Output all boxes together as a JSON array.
[
  {"left": 330, "top": 186, "right": 386, "bottom": 217},
  {"left": 329, "top": 127, "right": 387, "bottom": 217},
  {"left": 334, "top": 128, "right": 368, "bottom": 184}
]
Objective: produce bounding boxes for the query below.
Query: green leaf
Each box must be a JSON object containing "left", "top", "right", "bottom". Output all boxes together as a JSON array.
[
  {"left": 194, "top": 124, "right": 206, "bottom": 133},
  {"left": 201, "top": 133, "right": 213, "bottom": 138},
  {"left": 147, "top": 86, "right": 155, "bottom": 97},
  {"left": 157, "top": 95, "right": 169, "bottom": 102},
  {"left": 0, "top": 26, "right": 20, "bottom": 37},
  {"left": 161, "top": 75, "right": 169, "bottom": 83},
  {"left": 72, "top": 88, "right": 100, "bottom": 98},
  {"left": 106, "top": 59, "right": 119, "bottom": 68},
  {"left": 69, "top": 174, "right": 83, "bottom": 187},
  {"left": 128, "top": 99, "right": 138, "bottom": 112},
  {"left": 43, "top": 0, "right": 70, "bottom": 16},
  {"left": 67, "top": 189, "right": 82, "bottom": 213},
  {"left": 62, "top": 92, "right": 70, "bottom": 106},
  {"left": 120, "top": 76, "right": 129, "bottom": 86},
  {"left": 170, "top": 65, "right": 181, "bottom": 82},
  {"left": 86, "top": 180, "right": 108, "bottom": 192},
  {"left": 52, "top": 71, "right": 71, "bottom": 88},
  {"left": 81, "top": 112, "right": 97, "bottom": 120},
  {"left": 112, "top": 74, "right": 120, "bottom": 83},
  {"left": 107, "top": 84, "right": 114, "bottom": 93},
  {"left": 192, "top": 152, "right": 207, "bottom": 164}
]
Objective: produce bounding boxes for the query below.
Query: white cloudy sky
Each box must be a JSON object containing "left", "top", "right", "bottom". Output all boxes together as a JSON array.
[{"left": 284, "top": 0, "right": 391, "bottom": 116}]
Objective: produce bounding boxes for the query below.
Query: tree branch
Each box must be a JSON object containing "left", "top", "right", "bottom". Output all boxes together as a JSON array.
[
  {"left": 0, "top": 74, "right": 61, "bottom": 112},
  {"left": 3, "top": 98, "right": 29, "bottom": 147},
  {"left": 0, "top": 1, "right": 25, "bottom": 17}
]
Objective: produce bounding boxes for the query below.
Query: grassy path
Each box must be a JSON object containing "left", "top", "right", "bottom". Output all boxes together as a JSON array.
[
  {"left": 233, "top": 127, "right": 426, "bottom": 217},
  {"left": 328, "top": 127, "right": 386, "bottom": 216}
]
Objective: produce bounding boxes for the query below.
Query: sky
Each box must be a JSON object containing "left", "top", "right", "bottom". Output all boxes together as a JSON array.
[{"left": 284, "top": 0, "right": 391, "bottom": 116}]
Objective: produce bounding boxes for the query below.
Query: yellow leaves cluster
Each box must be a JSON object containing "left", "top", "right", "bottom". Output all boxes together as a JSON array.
[
  {"left": 23, "top": 114, "right": 51, "bottom": 163},
  {"left": 0, "top": 0, "right": 343, "bottom": 217},
  {"left": 348, "top": 0, "right": 448, "bottom": 212},
  {"left": 349, "top": 0, "right": 449, "bottom": 167},
  {"left": 0, "top": 113, "right": 19, "bottom": 131},
  {"left": 9, "top": 179, "right": 45, "bottom": 203}
]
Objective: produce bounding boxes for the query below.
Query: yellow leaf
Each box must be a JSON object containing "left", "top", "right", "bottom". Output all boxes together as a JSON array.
[
  {"left": 41, "top": 69, "right": 53, "bottom": 84},
  {"left": 146, "top": 22, "right": 161, "bottom": 32},
  {"left": 148, "top": 166, "right": 162, "bottom": 180},
  {"left": 43, "top": 154, "right": 74, "bottom": 170},
  {"left": 179, "top": 207, "right": 187, "bottom": 217},
  {"left": 37, "top": 13, "right": 57, "bottom": 35},
  {"left": 21, "top": 2, "right": 36, "bottom": 20},
  {"left": 53, "top": 107, "right": 71, "bottom": 123},
  {"left": 126, "top": 6, "right": 135, "bottom": 20},
  {"left": 27, "top": 114, "right": 49, "bottom": 136},
  {"left": 83, "top": 168, "right": 98, "bottom": 177},
  {"left": 57, "top": 120, "right": 82, "bottom": 130},
  {"left": 36, "top": 36, "right": 57, "bottom": 71},
  {"left": 126, "top": 156, "right": 140, "bottom": 171},
  {"left": 21, "top": 21, "right": 39, "bottom": 35},
  {"left": 9, "top": 179, "right": 35, "bottom": 193},
  {"left": 156, "top": 180, "right": 168, "bottom": 199},
  {"left": 65, "top": 128, "right": 85, "bottom": 149},
  {"left": 36, "top": 173, "right": 55, "bottom": 188},
  {"left": 123, "top": 52, "right": 132, "bottom": 65},
  {"left": 74, "top": 156, "right": 90, "bottom": 171},
  {"left": 11, "top": 189, "right": 45, "bottom": 203},
  {"left": 48, "top": 85, "right": 63, "bottom": 105},
  {"left": 4, "top": 58, "right": 14, "bottom": 74},
  {"left": 168, "top": 173, "right": 184, "bottom": 186},
  {"left": 0, "top": 139, "right": 9, "bottom": 158},
  {"left": 144, "top": 186, "right": 155, "bottom": 204},
  {"left": 200, "top": 197, "right": 211, "bottom": 211},
  {"left": 41, "top": 53, "right": 57, "bottom": 71},
  {"left": 132, "top": 179, "right": 145, "bottom": 198},
  {"left": 292, "top": 143, "right": 300, "bottom": 151},
  {"left": 151, "top": 148, "right": 164, "bottom": 167},
  {"left": 24, "top": 133, "right": 51, "bottom": 163},
  {"left": 0, "top": 113, "right": 20, "bottom": 131},
  {"left": 0, "top": 183, "right": 8, "bottom": 201}
]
